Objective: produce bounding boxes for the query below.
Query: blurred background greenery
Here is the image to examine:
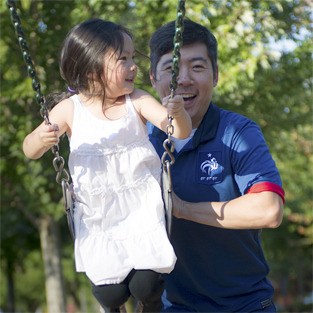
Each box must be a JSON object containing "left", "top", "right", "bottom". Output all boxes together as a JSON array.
[{"left": 1, "top": 0, "right": 312, "bottom": 312}]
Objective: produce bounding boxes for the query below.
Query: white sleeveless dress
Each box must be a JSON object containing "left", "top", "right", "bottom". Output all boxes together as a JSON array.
[{"left": 68, "top": 94, "right": 176, "bottom": 285}]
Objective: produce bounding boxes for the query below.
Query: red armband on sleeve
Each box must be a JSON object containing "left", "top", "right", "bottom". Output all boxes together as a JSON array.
[{"left": 246, "top": 182, "right": 285, "bottom": 203}]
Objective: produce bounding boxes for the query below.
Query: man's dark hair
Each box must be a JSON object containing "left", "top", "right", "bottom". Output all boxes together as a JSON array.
[{"left": 149, "top": 19, "right": 218, "bottom": 80}]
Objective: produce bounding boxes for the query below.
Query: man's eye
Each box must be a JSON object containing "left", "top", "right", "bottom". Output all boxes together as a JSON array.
[
  {"left": 193, "top": 64, "right": 206, "bottom": 71},
  {"left": 163, "top": 66, "right": 172, "bottom": 72},
  {"left": 118, "top": 56, "right": 127, "bottom": 61}
]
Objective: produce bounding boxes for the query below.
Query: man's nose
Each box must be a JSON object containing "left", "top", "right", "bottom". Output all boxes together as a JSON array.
[{"left": 177, "top": 69, "right": 193, "bottom": 86}]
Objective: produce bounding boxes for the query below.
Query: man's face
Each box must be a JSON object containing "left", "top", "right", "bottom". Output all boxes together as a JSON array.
[{"left": 151, "top": 42, "right": 218, "bottom": 128}]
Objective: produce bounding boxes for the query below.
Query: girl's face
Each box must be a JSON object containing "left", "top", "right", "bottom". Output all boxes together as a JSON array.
[{"left": 103, "top": 33, "right": 137, "bottom": 99}]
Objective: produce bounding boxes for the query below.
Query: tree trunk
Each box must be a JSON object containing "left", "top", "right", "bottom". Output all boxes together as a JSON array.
[
  {"left": 39, "top": 215, "right": 66, "bottom": 313},
  {"left": 6, "top": 258, "right": 15, "bottom": 313}
]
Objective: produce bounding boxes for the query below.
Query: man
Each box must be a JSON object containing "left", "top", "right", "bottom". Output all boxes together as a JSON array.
[{"left": 149, "top": 19, "right": 285, "bottom": 312}]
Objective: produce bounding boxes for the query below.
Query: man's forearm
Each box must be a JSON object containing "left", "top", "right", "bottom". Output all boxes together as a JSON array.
[{"left": 173, "top": 191, "right": 283, "bottom": 229}]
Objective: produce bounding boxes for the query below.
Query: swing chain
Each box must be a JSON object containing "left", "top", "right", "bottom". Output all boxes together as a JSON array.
[
  {"left": 161, "top": 0, "right": 185, "bottom": 236},
  {"left": 161, "top": 0, "right": 185, "bottom": 168},
  {"left": 7, "top": 0, "right": 70, "bottom": 185},
  {"left": 7, "top": 0, "right": 47, "bottom": 119},
  {"left": 170, "top": 0, "right": 185, "bottom": 97}
]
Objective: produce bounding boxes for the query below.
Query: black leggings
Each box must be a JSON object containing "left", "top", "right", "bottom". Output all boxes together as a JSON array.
[{"left": 92, "top": 270, "right": 164, "bottom": 312}]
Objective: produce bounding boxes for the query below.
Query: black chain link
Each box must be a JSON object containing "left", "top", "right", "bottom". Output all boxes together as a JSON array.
[
  {"left": 7, "top": 0, "right": 48, "bottom": 120},
  {"left": 162, "top": 0, "right": 185, "bottom": 168},
  {"left": 7, "top": 0, "right": 70, "bottom": 184},
  {"left": 161, "top": 0, "right": 186, "bottom": 237},
  {"left": 170, "top": 0, "right": 185, "bottom": 97}
]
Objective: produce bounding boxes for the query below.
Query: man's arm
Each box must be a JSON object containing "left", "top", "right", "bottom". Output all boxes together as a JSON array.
[{"left": 172, "top": 191, "right": 283, "bottom": 229}]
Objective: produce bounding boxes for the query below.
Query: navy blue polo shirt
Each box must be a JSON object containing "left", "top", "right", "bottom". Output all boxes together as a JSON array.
[{"left": 149, "top": 103, "right": 284, "bottom": 312}]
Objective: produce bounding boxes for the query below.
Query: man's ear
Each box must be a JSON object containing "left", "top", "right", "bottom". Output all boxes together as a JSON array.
[
  {"left": 149, "top": 71, "right": 156, "bottom": 88},
  {"left": 213, "top": 64, "right": 219, "bottom": 87}
]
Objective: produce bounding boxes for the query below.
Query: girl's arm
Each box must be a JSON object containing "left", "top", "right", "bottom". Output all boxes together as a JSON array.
[
  {"left": 23, "top": 98, "right": 73, "bottom": 159},
  {"left": 132, "top": 89, "right": 192, "bottom": 139}
]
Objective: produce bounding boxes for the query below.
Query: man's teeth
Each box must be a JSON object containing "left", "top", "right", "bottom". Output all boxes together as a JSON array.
[{"left": 181, "top": 94, "right": 195, "bottom": 100}]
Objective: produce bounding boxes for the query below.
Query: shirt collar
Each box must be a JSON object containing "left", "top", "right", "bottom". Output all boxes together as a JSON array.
[{"left": 193, "top": 102, "right": 220, "bottom": 146}]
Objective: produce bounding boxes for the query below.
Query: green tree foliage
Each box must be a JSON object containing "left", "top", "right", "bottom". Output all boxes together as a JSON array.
[{"left": 1, "top": 0, "right": 312, "bottom": 312}]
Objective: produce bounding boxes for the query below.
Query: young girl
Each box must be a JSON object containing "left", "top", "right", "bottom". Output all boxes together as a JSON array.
[{"left": 23, "top": 18, "right": 191, "bottom": 312}]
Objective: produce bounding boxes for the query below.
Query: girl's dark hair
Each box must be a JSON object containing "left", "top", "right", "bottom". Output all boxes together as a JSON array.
[
  {"left": 47, "top": 18, "right": 132, "bottom": 109},
  {"left": 149, "top": 18, "right": 218, "bottom": 81}
]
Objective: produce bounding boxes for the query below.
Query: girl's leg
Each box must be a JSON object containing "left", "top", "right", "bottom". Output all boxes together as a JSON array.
[
  {"left": 129, "top": 270, "right": 164, "bottom": 313},
  {"left": 92, "top": 281, "right": 131, "bottom": 313}
]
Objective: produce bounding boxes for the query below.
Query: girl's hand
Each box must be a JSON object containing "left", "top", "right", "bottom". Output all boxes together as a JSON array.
[
  {"left": 162, "top": 95, "right": 185, "bottom": 118},
  {"left": 38, "top": 123, "right": 59, "bottom": 148}
]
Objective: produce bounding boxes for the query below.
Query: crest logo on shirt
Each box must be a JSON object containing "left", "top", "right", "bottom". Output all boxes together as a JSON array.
[
  {"left": 201, "top": 156, "right": 219, "bottom": 176},
  {"left": 197, "top": 152, "right": 223, "bottom": 184}
]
